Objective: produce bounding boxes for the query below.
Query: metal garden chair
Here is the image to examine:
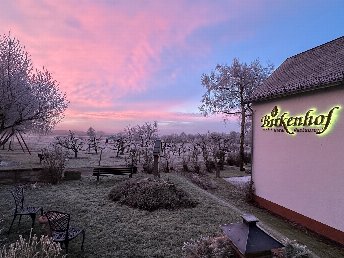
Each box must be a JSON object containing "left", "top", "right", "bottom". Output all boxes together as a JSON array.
[
  {"left": 45, "top": 211, "right": 85, "bottom": 254},
  {"left": 8, "top": 186, "right": 43, "bottom": 233}
]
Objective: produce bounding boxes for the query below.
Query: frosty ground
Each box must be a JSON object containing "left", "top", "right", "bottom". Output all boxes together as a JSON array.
[{"left": 0, "top": 136, "right": 343, "bottom": 257}]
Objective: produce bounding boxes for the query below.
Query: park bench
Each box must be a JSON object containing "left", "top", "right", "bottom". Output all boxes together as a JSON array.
[{"left": 93, "top": 166, "right": 137, "bottom": 181}]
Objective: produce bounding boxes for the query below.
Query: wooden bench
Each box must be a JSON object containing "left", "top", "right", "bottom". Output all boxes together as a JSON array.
[{"left": 93, "top": 166, "right": 137, "bottom": 181}]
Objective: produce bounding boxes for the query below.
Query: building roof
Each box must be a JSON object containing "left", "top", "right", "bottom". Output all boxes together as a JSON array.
[{"left": 250, "top": 36, "right": 344, "bottom": 103}]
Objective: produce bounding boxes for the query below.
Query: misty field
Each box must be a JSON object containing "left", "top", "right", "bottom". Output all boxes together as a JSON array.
[{"left": 0, "top": 135, "right": 344, "bottom": 257}]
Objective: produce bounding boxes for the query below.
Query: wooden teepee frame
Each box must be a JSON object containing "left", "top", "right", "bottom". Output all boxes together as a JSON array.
[{"left": 1, "top": 129, "right": 31, "bottom": 154}]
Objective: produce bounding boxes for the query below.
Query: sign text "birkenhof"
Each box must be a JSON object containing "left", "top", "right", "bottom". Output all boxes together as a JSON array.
[{"left": 261, "top": 106, "right": 341, "bottom": 136}]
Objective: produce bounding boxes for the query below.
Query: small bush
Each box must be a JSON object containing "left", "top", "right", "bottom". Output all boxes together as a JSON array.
[
  {"left": 283, "top": 240, "right": 313, "bottom": 258},
  {"left": 64, "top": 170, "right": 81, "bottom": 181},
  {"left": 182, "top": 234, "right": 234, "bottom": 258},
  {"left": 244, "top": 180, "right": 255, "bottom": 204},
  {"left": 142, "top": 155, "right": 154, "bottom": 174},
  {"left": 190, "top": 164, "right": 201, "bottom": 174},
  {"left": 182, "top": 163, "right": 189, "bottom": 172},
  {"left": 41, "top": 145, "right": 68, "bottom": 184},
  {"left": 0, "top": 229, "right": 65, "bottom": 258},
  {"left": 226, "top": 153, "right": 240, "bottom": 167},
  {"left": 109, "top": 178, "right": 198, "bottom": 211},
  {"left": 205, "top": 160, "right": 216, "bottom": 173}
]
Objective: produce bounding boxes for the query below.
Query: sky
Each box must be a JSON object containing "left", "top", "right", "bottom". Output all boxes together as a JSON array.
[{"left": 0, "top": 0, "right": 343, "bottom": 135}]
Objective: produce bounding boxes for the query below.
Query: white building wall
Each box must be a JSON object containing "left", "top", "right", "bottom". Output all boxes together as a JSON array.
[{"left": 252, "top": 87, "right": 344, "bottom": 232}]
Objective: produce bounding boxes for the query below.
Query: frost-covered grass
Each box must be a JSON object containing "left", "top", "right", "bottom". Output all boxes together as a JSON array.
[
  {"left": 1, "top": 145, "right": 343, "bottom": 258},
  {"left": 0, "top": 174, "right": 240, "bottom": 257}
]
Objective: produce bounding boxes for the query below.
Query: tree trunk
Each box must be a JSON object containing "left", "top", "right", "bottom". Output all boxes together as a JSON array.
[
  {"left": 239, "top": 79, "right": 246, "bottom": 172},
  {"left": 98, "top": 149, "right": 103, "bottom": 166},
  {"left": 153, "top": 155, "right": 160, "bottom": 177},
  {"left": 239, "top": 106, "right": 246, "bottom": 171},
  {"left": 215, "top": 161, "right": 220, "bottom": 178}
]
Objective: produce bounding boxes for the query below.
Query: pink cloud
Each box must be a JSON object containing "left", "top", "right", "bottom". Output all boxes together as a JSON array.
[
  {"left": 2, "top": 1, "right": 235, "bottom": 95},
  {"left": 0, "top": 0, "right": 261, "bottom": 133}
]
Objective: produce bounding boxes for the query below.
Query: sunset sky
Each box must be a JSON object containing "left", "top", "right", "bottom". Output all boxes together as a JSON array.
[{"left": 1, "top": 0, "right": 343, "bottom": 135}]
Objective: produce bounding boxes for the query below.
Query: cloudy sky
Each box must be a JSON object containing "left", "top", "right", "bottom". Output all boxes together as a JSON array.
[{"left": 1, "top": 0, "right": 343, "bottom": 134}]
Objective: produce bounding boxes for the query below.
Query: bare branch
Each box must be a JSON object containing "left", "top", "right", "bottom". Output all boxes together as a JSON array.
[{"left": 199, "top": 58, "right": 274, "bottom": 170}]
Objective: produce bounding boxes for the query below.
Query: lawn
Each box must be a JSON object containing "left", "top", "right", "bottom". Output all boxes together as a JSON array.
[
  {"left": 1, "top": 162, "right": 344, "bottom": 257},
  {"left": 0, "top": 173, "right": 241, "bottom": 257}
]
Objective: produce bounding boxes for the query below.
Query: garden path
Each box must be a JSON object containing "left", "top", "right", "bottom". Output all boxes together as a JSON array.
[{"left": 171, "top": 174, "right": 290, "bottom": 247}]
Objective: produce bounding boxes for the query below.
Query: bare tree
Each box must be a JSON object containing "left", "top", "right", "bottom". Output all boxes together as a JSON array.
[
  {"left": 0, "top": 33, "right": 68, "bottom": 148},
  {"left": 122, "top": 122, "right": 158, "bottom": 172},
  {"left": 200, "top": 58, "right": 273, "bottom": 171},
  {"left": 55, "top": 131, "right": 83, "bottom": 158},
  {"left": 109, "top": 132, "right": 126, "bottom": 157},
  {"left": 86, "top": 127, "right": 102, "bottom": 154}
]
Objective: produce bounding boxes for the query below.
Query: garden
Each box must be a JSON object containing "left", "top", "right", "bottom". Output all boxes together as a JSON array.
[{"left": 0, "top": 130, "right": 344, "bottom": 258}]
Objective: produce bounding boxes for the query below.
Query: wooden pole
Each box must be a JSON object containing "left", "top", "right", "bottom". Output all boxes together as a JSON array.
[
  {"left": 19, "top": 132, "right": 31, "bottom": 155},
  {"left": 15, "top": 133, "right": 25, "bottom": 153},
  {"left": 153, "top": 155, "right": 159, "bottom": 178}
]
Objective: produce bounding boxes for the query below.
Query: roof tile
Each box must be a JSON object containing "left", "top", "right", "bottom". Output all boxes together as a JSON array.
[{"left": 250, "top": 36, "right": 344, "bottom": 102}]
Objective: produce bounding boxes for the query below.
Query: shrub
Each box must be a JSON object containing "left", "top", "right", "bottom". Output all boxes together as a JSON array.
[
  {"left": 283, "top": 240, "right": 313, "bottom": 258},
  {"left": 142, "top": 154, "right": 154, "bottom": 174},
  {"left": 190, "top": 164, "right": 201, "bottom": 174},
  {"left": 182, "top": 234, "right": 233, "bottom": 258},
  {"left": 0, "top": 229, "right": 65, "bottom": 258},
  {"left": 226, "top": 153, "right": 240, "bottom": 167},
  {"left": 244, "top": 180, "right": 255, "bottom": 204},
  {"left": 109, "top": 178, "right": 198, "bottom": 211},
  {"left": 182, "top": 163, "right": 189, "bottom": 172},
  {"left": 205, "top": 160, "right": 216, "bottom": 173},
  {"left": 64, "top": 170, "right": 81, "bottom": 181},
  {"left": 41, "top": 145, "right": 68, "bottom": 184}
]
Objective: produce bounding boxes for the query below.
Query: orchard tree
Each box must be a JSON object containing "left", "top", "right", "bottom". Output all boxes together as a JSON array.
[
  {"left": 200, "top": 58, "right": 273, "bottom": 171},
  {"left": 122, "top": 121, "right": 158, "bottom": 172},
  {"left": 107, "top": 132, "right": 125, "bottom": 157},
  {"left": 86, "top": 126, "right": 102, "bottom": 154},
  {"left": 55, "top": 131, "right": 83, "bottom": 158},
  {"left": 0, "top": 33, "right": 68, "bottom": 148}
]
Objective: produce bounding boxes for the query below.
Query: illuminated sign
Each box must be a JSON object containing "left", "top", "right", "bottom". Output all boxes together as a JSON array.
[{"left": 261, "top": 106, "right": 341, "bottom": 136}]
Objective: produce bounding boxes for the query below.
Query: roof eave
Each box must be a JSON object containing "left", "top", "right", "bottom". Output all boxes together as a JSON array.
[{"left": 247, "top": 81, "right": 344, "bottom": 104}]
